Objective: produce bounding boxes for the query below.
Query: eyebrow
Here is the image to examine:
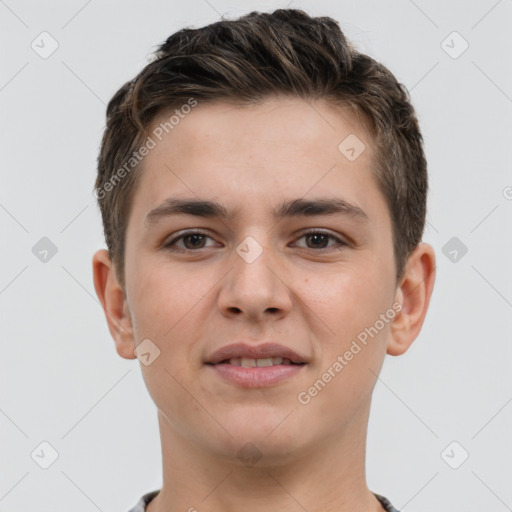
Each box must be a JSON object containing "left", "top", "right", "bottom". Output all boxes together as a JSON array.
[{"left": 145, "top": 196, "right": 369, "bottom": 226}]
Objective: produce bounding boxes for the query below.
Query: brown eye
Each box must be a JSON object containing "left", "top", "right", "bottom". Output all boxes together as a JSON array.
[
  {"left": 181, "top": 233, "right": 207, "bottom": 249},
  {"left": 294, "top": 230, "right": 347, "bottom": 251},
  {"left": 305, "top": 232, "right": 330, "bottom": 249},
  {"left": 164, "top": 230, "right": 216, "bottom": 252}
]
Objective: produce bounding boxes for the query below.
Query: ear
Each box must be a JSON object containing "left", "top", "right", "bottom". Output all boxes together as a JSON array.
[
  {"left": 387, "top": 243, "right": 436, "bottom": 356},
  {"left": 92, "top": 249, "right": 137, "bottom": 360}
]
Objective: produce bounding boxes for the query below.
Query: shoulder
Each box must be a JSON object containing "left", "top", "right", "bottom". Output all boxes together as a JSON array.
[
  {"left": 374, "top": 493, "right": 401, "bottom": 512},
  {"left": 127, "top": 489, "right": 160, "bottom": 512}
]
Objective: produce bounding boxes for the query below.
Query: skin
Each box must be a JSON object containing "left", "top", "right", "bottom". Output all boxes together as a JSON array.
[{"left": 93, "top": 96, "right": 436, "bottom": 512}]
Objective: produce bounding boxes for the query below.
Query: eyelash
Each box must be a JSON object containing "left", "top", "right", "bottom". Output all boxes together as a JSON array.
[{"left": 163, "top": 229, "right": 348, "bottom": 253}]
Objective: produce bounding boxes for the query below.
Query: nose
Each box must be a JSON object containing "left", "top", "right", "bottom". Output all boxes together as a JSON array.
[{"left": 217, "top": 235, "right": 293, "bottom": 322}]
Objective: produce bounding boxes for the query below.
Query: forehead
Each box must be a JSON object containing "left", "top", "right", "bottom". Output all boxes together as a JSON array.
[
  {"left": 127, "top": 96, "right": 388, "bottom": 230},
  {"left": 147, "top": 96, "right": 372, "bottom": 166}
]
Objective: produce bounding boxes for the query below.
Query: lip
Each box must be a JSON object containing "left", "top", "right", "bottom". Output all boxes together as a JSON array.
[
  {"left": 209, "top": 363, "right": 305, "bottom": 387},
  {"left": 205, "top": 342, "right": 308, "bottom": 365},
  {"left": 205, "top": 342, "right": 308, "bottom": 388}
]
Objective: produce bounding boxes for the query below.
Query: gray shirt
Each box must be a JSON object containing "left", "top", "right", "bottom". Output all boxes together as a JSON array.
[{"left": 127, "top": 490, "right": 401, "bottom": 511}]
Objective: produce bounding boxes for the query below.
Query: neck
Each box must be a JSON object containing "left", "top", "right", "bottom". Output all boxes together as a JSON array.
[{"left": 147, "top": 401, "right": 385, "bottom": 512}]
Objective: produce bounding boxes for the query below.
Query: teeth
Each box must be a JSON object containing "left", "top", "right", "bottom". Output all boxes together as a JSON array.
[{"left": 229, "top": 357, "right": 287, "bottom": 367}]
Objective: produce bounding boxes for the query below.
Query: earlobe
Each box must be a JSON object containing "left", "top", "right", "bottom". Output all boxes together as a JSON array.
[
  {"left": 387, "top": 243, "right": 436, "bottom": 356},
  {"left": 92, "top": 249, "right": 137, "bottom": 360}
]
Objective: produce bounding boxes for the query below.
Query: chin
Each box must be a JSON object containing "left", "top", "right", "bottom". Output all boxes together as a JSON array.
[{"left": 212, "top": 409, "right": 310, "bottom": 461}]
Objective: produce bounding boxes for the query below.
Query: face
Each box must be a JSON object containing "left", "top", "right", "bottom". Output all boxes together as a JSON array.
[{"left": 118, "top": 96, "right": 401, "bottom": 463}]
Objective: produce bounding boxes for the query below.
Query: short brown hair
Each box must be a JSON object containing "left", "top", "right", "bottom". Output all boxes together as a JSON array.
[{"left": 95, "top": 8, "right": 427, "bottom": 289}]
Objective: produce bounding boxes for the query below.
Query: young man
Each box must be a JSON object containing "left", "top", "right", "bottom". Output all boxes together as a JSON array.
[{"left": 92, "top": 9, "right": 435, "bottom": 512}]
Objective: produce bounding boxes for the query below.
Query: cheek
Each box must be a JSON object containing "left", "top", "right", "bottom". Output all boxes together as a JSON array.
[
  {"left": 301, "top": 263, "right": 392, "bottom": 382},
  {"left": 303, "top": 263, "right": 388, "bottom": 332},
  {"left": 129, "top": 260, "right": 211, "bottom": 338},
  {"left": 299, "top": 269, "right": 390, "bottom": 417}
]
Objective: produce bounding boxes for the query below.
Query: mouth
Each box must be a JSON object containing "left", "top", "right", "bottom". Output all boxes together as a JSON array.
[
  {"left": 205, "top": 342, "right": 308, "bottom": 388},
  {"left": 211, "top": 357, "right": 305, "bottom": 367},
  {"left": 205, "top": 342, "right": 309, "bottom": 365}
]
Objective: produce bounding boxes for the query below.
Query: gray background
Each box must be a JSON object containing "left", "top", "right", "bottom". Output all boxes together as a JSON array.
[{"left": 1, "top": 0, "right": 511, "bottom": 510}]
